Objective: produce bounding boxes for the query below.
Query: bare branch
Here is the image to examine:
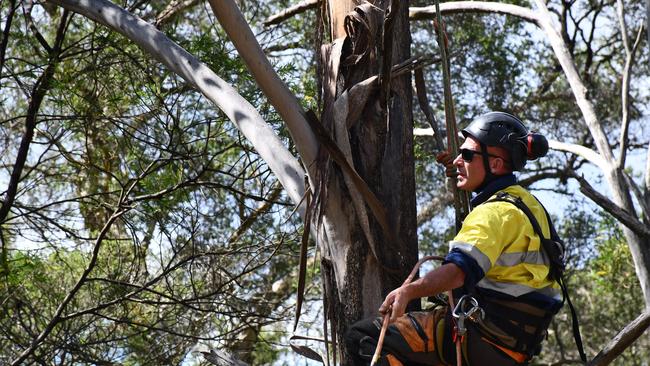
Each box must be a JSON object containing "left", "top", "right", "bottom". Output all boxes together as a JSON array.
[
  {"left": 0, "top": 0, "right": 17, "bottom": 81},
  {"left": 414, "top": 68, "right": 444, "bottom": 151},
  {"left": 646, "top": 140, "right": 650, "bottom": 209},
  {"left": 264, "top": 0, "right": 319, "bottom": 26},
  {"left": 573, "top": 174, "right": 650, "bottom": 238},
  {"left": 207, "top": 0, "right": 318, "bottom": 167},
  {"left": 266, "top": 1, "right": 540, "bottom": 28},
  {"left": 622, "top": 171, "right": 650, "bottom": 223},
  {"left": 647, "top": 0, "right": 650, "bottom": 49},
  {"left": 409, "top": 1, "right": 539, "bottom": 23},
  {"left": 417, "top": 193, "right": 453, "bottom": 227},
  {"left": 155, "top": 0, "right": 200, "bottom": 26},
  {"left": 548, "top": 139, "right": 609, "bottom": 171},
  {"left": 47, "top": 0, "right": 307, "bottom": 213},
  {"left": 587, "top": 311, "right": 650, "bottom": 366},
  {"left": 616, "top": 0, "right": 630, "bottom": 53},
  {"left": 616, "top": 24, "right": 645, "bottom": 169}
]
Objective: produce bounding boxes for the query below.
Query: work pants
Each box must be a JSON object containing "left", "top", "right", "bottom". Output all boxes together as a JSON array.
[{"left": 344, "top": 306, "right": 523, "bottom": 366}]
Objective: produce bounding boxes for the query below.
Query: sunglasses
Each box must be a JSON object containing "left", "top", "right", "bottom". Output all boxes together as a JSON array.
[{"left": 459, "top": 148, "right": 502, "bottom": 162}]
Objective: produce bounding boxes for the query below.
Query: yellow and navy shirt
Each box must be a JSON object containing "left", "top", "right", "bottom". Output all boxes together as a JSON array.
[{"left": 445, "top": 175, "right": 561, "bottom": 306}]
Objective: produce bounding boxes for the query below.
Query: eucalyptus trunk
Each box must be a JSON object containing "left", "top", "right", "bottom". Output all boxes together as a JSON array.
[{"left": 315, "top": 0, "right": 418, "bottom": 363}]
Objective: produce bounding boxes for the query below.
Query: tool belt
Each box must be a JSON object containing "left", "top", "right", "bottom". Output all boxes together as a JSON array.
[{"left": 470, "top": 289, "right": 559, "bottom": 358}]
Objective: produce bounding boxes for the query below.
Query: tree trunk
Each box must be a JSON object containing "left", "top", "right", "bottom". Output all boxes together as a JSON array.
[{"left": 316, "top": 0, "right": 417, "bottom": 363}]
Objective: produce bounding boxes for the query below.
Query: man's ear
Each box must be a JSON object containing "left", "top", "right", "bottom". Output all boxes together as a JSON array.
[{"left": 490, "top": 157, "right": 507, "bottom": 174}]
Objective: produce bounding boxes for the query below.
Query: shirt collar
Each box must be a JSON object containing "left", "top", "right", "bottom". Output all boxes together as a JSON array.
[{"left": 470, "top": 174, "right": 517, "bottom": 208}]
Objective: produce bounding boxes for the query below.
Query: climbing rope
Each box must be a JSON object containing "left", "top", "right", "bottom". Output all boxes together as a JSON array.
[{"left": 433, "top": 0, "right": 470, "bottom": 231}]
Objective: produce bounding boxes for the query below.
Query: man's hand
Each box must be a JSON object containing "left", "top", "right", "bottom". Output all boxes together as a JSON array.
[
  {"left": 436, "top": 151, "right": 457, "bottom": 178},
  {"left": 378, "top": 263, "right": 466, "bottom": 323},
  {"left": 378, "top": 286, "right": 411, "bottom": 323}
]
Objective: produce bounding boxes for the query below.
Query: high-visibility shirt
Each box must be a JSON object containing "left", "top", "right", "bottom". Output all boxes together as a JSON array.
[{"left": 449, "top": 184, "right": 560, "bottom": 299}]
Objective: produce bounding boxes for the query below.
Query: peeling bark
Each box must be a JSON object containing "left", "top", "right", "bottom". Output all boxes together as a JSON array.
[{"left": 318, "top": 1, "right": 417, "bottom": 363}]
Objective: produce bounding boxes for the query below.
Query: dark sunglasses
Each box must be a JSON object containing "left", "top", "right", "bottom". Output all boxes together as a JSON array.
[{"left": 459, "top": 148, "right": 502, "bottom": 162}]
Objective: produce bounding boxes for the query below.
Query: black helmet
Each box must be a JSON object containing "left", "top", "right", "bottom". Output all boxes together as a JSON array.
[{"left": 461, "top": 111, "right": 548, "bottom": 171}]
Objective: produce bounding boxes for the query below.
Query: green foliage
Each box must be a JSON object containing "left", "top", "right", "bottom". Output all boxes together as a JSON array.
[{"left": 0, "top": 1, "right": 306, "bottom": 364}]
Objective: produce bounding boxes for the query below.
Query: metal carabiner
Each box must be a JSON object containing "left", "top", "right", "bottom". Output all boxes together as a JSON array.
[{"left": 452, "top": 295, "right": 484, "bottom": 323}]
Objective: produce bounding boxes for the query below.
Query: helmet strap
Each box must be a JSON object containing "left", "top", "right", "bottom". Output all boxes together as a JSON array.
[{"left": 479, "top": 141, "right": 497, "bottom": 189}]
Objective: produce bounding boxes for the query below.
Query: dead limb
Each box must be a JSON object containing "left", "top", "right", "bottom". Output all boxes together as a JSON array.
[
  {"left": 587, "top": 311, "right": 650, "bottom": 366},
  {"left": 264, "top": 0, "right": 319, "bottom": 26}
]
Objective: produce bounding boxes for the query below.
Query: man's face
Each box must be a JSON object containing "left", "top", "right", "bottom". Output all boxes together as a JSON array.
[{"left": 453, "top": 137, "right": 486, "bottom": 192}]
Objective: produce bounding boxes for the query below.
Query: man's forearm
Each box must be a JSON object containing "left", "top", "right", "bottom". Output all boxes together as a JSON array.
[{"left": 403, "top": 263, "right": 465, "bottom": 300}]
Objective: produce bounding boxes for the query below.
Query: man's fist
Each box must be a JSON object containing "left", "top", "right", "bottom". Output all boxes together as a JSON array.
[{"left": 436, "top": 151, "right": 457, "bottom": 178}]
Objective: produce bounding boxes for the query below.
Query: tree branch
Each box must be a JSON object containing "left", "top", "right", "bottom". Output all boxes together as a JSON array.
[
  {"left": 616, "top": 24, "right": 644, "bottom": 169},
  {"left": 417, "top": 193, "right": 453, "bottom": 227},
  {"left": 573, "top": 173, "right": 650, "bottom": 238},
  {"left": 409, "top": 1, "right": 539, "bottom": 23},
  {"left": 207, "top": 0, "right": 319, "bottom": 168},
  {"left": 155, "top": 0, "right": 200, "bottom": 26},
  {"left": 548, "top": 139, "right": 609, "bottom": 171},
  {"left": 46, "top": 0, "right": 307, "bottom": 214},
  {"left": 587, "top": 311, "right": 650, "bottom": 366},
  {"left": 622, "top": 170, "right": 650, "bottom": 223},
  {"left": 264, "top": 0, "right": 319, "bottom": 26},
  {"left": 0, "top": 8, "right": 68, "bottom": 225},
  {"left": 646, "top": 140, "right": 650, "bottom": 216},
  {"left": 0, "top": 0, "right": 17, "bottom": 81}
]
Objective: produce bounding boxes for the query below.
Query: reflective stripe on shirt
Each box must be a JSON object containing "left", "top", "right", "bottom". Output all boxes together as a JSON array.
[
  {"left": 477, "top": 277, "right": 561, "bottom": 299},
  {"left": 449, "top": 185, "right": 558, "bottom": 297}
]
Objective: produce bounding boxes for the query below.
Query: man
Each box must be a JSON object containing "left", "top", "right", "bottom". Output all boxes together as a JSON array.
[{"left": 345, "top": 112, "right": 561, "bottom": 365}]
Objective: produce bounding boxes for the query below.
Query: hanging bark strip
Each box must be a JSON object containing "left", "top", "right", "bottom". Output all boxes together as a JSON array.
[
  {"left": 378, "top": 0, "right": 397, "bottom": 110},
  {"left": 433, "top": 0, "right": 470, "bottom": 230},
  {"left": 313, "top": 2, "right": 418, "bottom": 364},
  {"left": 304, "top": 110, "right": 400, "bottom": 250}
]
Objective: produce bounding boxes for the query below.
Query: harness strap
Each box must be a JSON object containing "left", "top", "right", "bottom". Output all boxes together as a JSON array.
[{"left": 482, "top": 302, "right": 542, "bottom": 326}]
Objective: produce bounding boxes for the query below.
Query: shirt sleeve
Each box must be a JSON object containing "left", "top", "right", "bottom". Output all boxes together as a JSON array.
[
  {"left": 448, "top": 202, "right": 518, "bottom": 277},
  {"left": 444, "top": 249, "right": 484, "bottom": 288}
]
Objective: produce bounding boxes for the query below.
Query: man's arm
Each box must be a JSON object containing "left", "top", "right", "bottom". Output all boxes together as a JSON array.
[{"left": 379, "top": 263, "right": 466, "bottom": 322}]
